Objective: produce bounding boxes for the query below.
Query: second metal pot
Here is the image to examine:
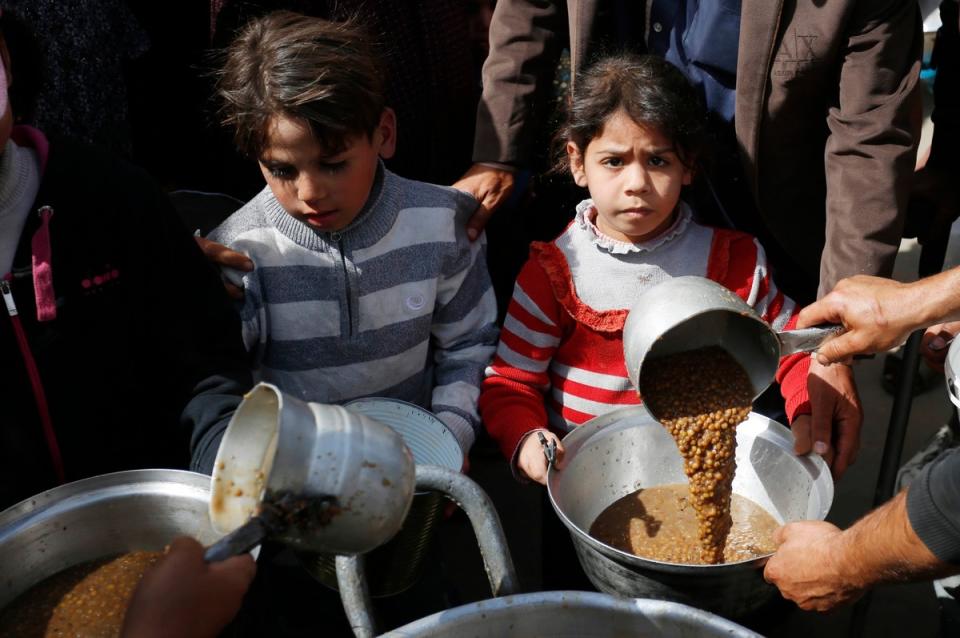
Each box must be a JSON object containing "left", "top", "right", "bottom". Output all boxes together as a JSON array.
[{"left": 547, "top": 405, "right": 833, "bottom": 618}]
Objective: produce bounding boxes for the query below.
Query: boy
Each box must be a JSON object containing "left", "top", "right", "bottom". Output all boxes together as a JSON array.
[{"left": 192, "top": 12, "right": 498, "bottom": 471}]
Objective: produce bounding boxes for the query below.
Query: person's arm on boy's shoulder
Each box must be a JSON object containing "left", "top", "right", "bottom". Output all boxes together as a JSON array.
[
  {"left": 430, "top": 219, "right": 500, "bottom": 455},
  {"left": 454, "top": 0, "right": 567, "bottom": 232},
  {"left": 479, "top": 255, "right": 565, "bottom": 484},
  {"left": 194, "top": 235, "right": 254, "bottom": 300}
]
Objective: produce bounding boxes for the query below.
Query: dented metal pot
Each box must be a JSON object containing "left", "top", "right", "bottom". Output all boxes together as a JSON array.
[{"left": 209, "top": 383, "right": 416, "bottom": 556}]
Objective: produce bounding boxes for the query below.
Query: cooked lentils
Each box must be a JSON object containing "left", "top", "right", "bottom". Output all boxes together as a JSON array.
[
  {"left": 0, "top": 551, "right": 161, "bottom": 637},
  {"left": 639, "top": 346, "right": 753, "bottom": 564}
]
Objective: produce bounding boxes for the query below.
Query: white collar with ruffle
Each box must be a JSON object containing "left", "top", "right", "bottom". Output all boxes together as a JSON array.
[{"left": 575, "top": 199, "right": 693, "bottom": 255}]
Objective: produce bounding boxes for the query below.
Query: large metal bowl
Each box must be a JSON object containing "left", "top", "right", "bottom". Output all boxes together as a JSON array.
[
  {"left": 0, "top": 469, "right": 218, "bottom": 608},
  {"left": 379, "top": 591, "right": 761, "bottom": 637},
  {"left": 547, "top": 406, "right": 833, "bottom": 618}
]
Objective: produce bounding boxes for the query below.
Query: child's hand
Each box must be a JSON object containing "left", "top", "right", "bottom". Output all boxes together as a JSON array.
[
  {"left": 121, "top": 536, "right": 256, "bottom": 638},
  {"left": 793, "top": 360, "right": 862, "bottom": 481},
  {"left": 516, "top": 429, "right": 565, "bottom": 485}
]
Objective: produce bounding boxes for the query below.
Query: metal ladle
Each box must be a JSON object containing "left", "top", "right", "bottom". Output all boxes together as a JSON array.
[{"left": 623, "top": 276, "right": 841, "bottom": 417}]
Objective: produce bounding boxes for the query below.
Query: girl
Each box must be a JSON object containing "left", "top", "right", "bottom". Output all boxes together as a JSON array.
[{"left": 480, "top": 54, "right": 857, "bottom": 485}]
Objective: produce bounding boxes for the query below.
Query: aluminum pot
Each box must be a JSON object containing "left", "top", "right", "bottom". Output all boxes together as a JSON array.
[
  {"left": 298, "top": 398, "right": 463, "bottom": 597},
  {"left": 379, "top": 591, "right": 761, "bottom": 637},
  {"left": 0, "top": 469, "right": 218, "bottom": 609},
  {"left": 623, "top": 276, "right": 840, "bottom": 416},
  {"left": 547, "top": 405, "right": 833, "bottom": 618},
  {"left": 210, "top": 383, "right": 416, "bottom": 556}
]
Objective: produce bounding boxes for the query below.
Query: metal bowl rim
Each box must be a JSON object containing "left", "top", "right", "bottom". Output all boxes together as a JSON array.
[
  {"left": 380, "top": 590, "right": 761, "bottom": 637},
  {"left": 0, "top": 468, "right": 211, "bottom": 531},
  {"left": 546, "top": 407, "right": 833, "bottom": 572}
]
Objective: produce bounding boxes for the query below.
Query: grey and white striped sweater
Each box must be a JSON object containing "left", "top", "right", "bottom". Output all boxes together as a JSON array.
[{"left": 209, "top": 166, "right": 499, "bottom": 452}]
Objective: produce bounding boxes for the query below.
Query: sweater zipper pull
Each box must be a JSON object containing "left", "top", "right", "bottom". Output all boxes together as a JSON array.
[{"left": 1, "top": 278, "right": 18, "bottom": 317}]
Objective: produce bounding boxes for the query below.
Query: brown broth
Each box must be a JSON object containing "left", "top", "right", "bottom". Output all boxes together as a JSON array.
[
  {"left": 0, "top": 551, "right": 161, "bottom": 638},
  {"left": 589, "top": 484, "right": 779, "bottom": 564},
  {"left": 639, "top": 346, "right": 754, "bottom": 563}
]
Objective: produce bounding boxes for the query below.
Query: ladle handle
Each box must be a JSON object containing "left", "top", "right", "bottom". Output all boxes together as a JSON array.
[
  {"left": 204, "top": 515, "right": 273, "bottom": 562},
  {"left": 777, "top": 324, "right": 844, "bottom": 357}
]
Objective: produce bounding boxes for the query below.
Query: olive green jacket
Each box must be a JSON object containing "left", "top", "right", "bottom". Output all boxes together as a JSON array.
[{"left": 473, "top": 0, "right": 922, "bottom": 296}]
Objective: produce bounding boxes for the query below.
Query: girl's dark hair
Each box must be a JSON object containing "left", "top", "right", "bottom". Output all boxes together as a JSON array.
[
  {"left": 217, "top": 10, "right": 385, "bottom": 158},
  {"left": 555, "top": 54, "right": 708, "bottom": 173}
]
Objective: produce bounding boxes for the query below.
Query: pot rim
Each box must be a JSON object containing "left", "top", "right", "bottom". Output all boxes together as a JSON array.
[
  {"left": 0, "top": 468, "right": 211, "bottom": 531},
  {"left": 546, "top": 406, "right": 833, "bottom": 574}
]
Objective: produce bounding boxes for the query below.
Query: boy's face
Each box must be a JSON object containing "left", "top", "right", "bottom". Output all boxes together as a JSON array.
[{"left": 258, "top": 110, "right": 396, "bottom": 233}]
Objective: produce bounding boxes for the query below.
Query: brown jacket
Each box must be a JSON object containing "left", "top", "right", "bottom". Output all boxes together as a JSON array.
[{"left": 473, "top": 0, "right": 922, "bottom": 297}]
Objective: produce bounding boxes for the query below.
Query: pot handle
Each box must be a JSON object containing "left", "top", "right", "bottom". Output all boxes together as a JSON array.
[{"left": 777, "top": 324, "right": 844, "bottom": 356}]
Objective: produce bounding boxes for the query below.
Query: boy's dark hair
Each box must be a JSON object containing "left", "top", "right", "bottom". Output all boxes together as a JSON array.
[
  {"left": 217, "top": 10, "right": 385, "bottom": 159},
  {"left": 554, "top": 54, "right": 708, "bottom": 173}
]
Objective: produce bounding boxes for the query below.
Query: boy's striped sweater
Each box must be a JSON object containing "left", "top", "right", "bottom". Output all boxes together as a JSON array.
[
  {"left": 479, "top": 200, "right": 811, "bottom": 463},
  {"left": 209, "top": 165, "right": 499, "bottom": 453}
]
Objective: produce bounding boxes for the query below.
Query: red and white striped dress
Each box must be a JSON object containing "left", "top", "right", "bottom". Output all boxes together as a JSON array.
[{"left": 479, "top": 201, "right": 811, "bottom": 463}]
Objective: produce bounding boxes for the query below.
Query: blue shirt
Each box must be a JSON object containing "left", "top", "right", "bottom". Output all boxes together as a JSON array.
[{"left": 644, "top": 0, "right": 741, "bottom": 123}]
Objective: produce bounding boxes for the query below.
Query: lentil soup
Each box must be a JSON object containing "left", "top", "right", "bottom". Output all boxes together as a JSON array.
[
  {"left": 589, "top": 483, "right": 779, "bottom": 564},
  {"left": 0, "top": 551, "right": 161, "bottom": 637},
  {"left": 638, "top": 346, "right": 753, "bottom": 563}
]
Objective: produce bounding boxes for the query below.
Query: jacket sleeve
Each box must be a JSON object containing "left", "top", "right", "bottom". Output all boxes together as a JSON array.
[
  {"left": 907, "top": 447, "right": 960, "bottom": 563},
  {"left": 479, "top": 254, "right": 563, "bottom": 462},
  {"left": 472, "top": 0, "right": 567, "bottom": 166},
  {"left": 431, "top": 221, "right": 500, "bottom": 456},
  {"left": 819, "top": 0, "right": 923, "bottom": 296}
]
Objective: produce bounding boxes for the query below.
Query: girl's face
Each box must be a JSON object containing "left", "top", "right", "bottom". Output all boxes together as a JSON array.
[
  {"left": 568, "top": 109, "right": 693, "bottom": 243},
  {"left": 258, "top": 109, "right": 396, "bottom": 233}
]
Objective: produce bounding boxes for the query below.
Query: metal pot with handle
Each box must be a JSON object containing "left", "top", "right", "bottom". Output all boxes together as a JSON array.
[
  {"left": 206, "top": 382, "right": 417, "bottom": 558},
  {"left": 623, "top": 276, "right": 841, "bottom": 417}
]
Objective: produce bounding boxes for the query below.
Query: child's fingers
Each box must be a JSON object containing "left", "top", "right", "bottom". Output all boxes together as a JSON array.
[
  {"left": 553, "top": 439, "right": 567, "bottom": 470},
  {"left": 791, "top": 416, "right": 813, "bottom": 456}
]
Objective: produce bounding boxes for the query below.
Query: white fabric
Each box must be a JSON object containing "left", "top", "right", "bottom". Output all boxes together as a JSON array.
[
  {"left": 0, "top": 140, "right": 41, "bottom": 276},
  {"left": 557, "top": 199, "right": 713, "bottom": 311}
]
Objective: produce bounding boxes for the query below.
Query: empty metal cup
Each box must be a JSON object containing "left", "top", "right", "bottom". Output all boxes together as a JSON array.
[{"left": 209, "top": 383, "right": 416, "bottom": 556}]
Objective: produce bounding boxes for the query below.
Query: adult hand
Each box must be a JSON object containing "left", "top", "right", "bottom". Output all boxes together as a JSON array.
[
  {"left": 796, "top": 276, "right": 918, "bottom": 365},
  {"left": 920, "top": 321, "right": 960, "bottom": 372},
  {"left": 452, "top": 163, "right": 516, "bottom": 241},
  {"left": 122, "top": 536, "right": 256, "bottom": 638},
  {"left": 194, "top": 235, "right": 253, "bottom": 300},
  {"left": 516, "top": 429, "right": 564, "bottom": 485},
  {"left": 763, "top": 521, "right": 865, "bottom": 612},
  {"left": 791, "top": 360, "right": 862, "bottom": 480}
]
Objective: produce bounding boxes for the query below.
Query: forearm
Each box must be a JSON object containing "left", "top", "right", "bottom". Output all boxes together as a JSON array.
[
  {"left": 479, "top": 375, "right": 550, "bottom": 460},
  {"left": 835, "top": 492, "right": 952, "bottom": 587},
  {"left": 907, "top": 266, "right": 960, "bottom": 327}
]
